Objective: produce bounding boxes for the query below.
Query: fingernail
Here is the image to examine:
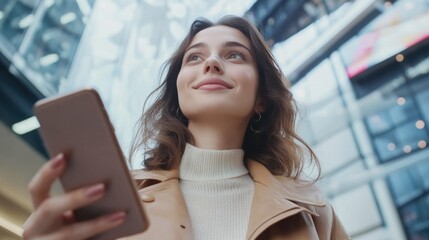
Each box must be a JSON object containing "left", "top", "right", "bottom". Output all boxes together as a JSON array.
[
  {"left": 51, "top": 153, "right": 64, "bottom": 169},
  {"left": 106, "top": 212, "right": 126, "bottom": 224},
  {"left": 84, "top": 184, "right": 105, "bottom": 198}
]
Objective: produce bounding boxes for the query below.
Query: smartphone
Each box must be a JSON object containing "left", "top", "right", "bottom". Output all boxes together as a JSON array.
[{"left": 34, "top": 88, "right": 148, "bottom": 240}]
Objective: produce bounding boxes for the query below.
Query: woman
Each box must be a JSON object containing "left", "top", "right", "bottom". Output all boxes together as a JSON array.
[{"left": 23, "top": 16, "right": 350, "bottom": 239}]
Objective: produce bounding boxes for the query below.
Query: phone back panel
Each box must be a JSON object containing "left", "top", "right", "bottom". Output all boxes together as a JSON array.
[{"left": 34, "top": 88, "right": 148, "bottom": 240}]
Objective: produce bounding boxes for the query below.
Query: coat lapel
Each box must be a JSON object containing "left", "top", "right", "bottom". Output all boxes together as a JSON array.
[
  {"left": 125, "top": 168, "right": 193, "bottom": 240},
  {"left": 246, "top": 160, "right": 326, "bottom": 240}
]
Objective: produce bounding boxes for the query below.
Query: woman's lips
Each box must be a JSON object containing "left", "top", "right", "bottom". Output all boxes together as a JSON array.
[
  {"left": 193, "top": 78, "right": 233, "bottom": 90},
  {"left": 197, "top": 84, "right": 228, "bottom": 90}
]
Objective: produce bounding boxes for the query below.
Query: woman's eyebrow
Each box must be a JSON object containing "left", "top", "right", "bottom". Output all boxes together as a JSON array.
[
  {"left": 185, "top": 42, "right": 206, "bottom": 53},
  {"left": 185, "top": 41, "right": 252, "bottom": 54},
  {"left": 223, "top": 41, "right": 252, "bottom": 54}
]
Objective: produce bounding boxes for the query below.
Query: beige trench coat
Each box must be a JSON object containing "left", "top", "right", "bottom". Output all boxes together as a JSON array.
[{"left": 120, "top": 160, "right": 351, "bottom": 240}]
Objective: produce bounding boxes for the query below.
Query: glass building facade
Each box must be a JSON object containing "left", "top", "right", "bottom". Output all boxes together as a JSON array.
[
  {"left": 0, "top": 0, "right": 95, "bottom": 96},
  {"left": 263, "top": 0, "right": 429, "bottom": 239}
]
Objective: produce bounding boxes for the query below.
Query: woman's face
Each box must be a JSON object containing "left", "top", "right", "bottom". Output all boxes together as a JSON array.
[{"left": 177, "top": 26, "right": 261, "bottom": 122}]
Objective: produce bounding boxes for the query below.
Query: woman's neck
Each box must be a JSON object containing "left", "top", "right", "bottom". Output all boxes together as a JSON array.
[{"left": 187, "top": 120, "right": 248, "bottom": 150}]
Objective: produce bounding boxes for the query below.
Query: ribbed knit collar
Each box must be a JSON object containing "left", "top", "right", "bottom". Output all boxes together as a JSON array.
[{"left": 179, "top": 143, "right": 248, "bottom": 181}]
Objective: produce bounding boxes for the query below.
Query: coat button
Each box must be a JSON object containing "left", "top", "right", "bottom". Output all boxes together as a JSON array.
[{"left": 141, "top": 194, "right": 155, "bottom": 203}]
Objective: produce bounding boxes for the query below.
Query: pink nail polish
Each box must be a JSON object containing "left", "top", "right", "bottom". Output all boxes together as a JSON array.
[
  {"left": 84, "top": 184, "right": 105, "bottom": 198},
  {"left": 51, "top": 153, "right": 64, "bottom": 169},
  {"left": 106, "top": 212, "right": 126, "bottom": 223}
]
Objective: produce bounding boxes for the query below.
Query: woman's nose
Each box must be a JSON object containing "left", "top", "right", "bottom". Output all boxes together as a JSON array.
[{"left": 204, "top": 56, "right": 224, "bottom": 74}]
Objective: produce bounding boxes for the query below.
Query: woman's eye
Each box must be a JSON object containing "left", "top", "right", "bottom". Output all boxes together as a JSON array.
[
  {"left": 186, "top": 54, "right": 201, "bottom": 62},
  {"left": 227, "top": 52, "right": 245, "bottom": 60}
]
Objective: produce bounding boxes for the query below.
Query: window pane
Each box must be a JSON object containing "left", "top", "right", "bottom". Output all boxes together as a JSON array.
[
  {"left": 395, "top": 120, "right": 429, "bottom": 152},
  {"left": 415, "top": 87, "right": 429, "bottom": 123},
  {"left": 18, "top": 0, "right": 95, "bottom": 95},
  {"left": 0, "top": 0, "right": 38, "bottom": 50},
  {"left": 417, "top": 161, "right": 429, "bottom": 189},
  {"left": 389, "top": 96, "right": 418, "bottom": 125},
  {"left": 291, "top": 59, "right": 338, "bottom": 105},
  {"left": 388, "top": 168, "right": 423, "bottom": 206},
  {"left": 366, "top": 93, "right": 418, "bottom": 136},
  {"left": 373, "top": 131, "right": 401, "bottom": 161},
  {"left": 332, "top": 185, "right": 382, "bottom": 236},
  {"left": 373, "top": 119, "right": 429, "bottom": 161},
  {"left": 309, "top": 98, "right": 348, "bottom": 141},
  {"left": 401, "top": 195, "right": 429, "bottom": 240},
  {"left": 366, "top": 110, "right": 392, "bottom": 135},
  {"left": 314, "top": 127, "right": 359, "bottom": 174}
]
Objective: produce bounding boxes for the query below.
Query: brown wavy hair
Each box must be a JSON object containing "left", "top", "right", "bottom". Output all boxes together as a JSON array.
[{"left": 130, "top": 15, "right": 320, "bottom": 179}]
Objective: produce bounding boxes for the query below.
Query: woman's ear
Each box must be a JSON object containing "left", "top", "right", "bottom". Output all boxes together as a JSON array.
[{"left": 254, "top": 97, "right": 265, "bottom": 113}]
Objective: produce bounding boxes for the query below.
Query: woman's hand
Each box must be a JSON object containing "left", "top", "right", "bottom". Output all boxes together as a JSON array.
[{"left": 23, "top": 153, "right": 126, "bottom": 240}]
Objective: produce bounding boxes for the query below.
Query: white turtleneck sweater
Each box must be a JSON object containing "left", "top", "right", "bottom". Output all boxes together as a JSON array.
[{"left": 179, "top": 143, "right": 255, "bottom": 240}]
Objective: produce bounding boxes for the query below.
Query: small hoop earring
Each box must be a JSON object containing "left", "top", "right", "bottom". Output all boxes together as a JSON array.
[{"left": 250, "top": 112, "right": 262, "bottom": 133}]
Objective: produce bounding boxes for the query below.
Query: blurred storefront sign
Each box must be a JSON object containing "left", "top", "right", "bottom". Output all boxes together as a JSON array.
[{"left": 342, "top": 0, "right": 429, "bottom": 79}]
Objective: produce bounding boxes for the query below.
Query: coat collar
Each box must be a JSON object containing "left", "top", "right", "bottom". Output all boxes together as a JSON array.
[
  {"left": 131, "top": 159, "right": 326, "bottom": 240},
  {"left": 246, "top": 159, "right": 325, "bottom": 207},
  {"left": 244, "top": 160, "right": 325, "bottom": 239},
  {"left": 132, "top": 159, "right": 325, "bottom": 208}
]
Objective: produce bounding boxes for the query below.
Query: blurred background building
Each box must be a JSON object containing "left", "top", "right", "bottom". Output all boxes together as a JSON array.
[{"left": 1, "top": 0, "right": 428, "bottom": 239}]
